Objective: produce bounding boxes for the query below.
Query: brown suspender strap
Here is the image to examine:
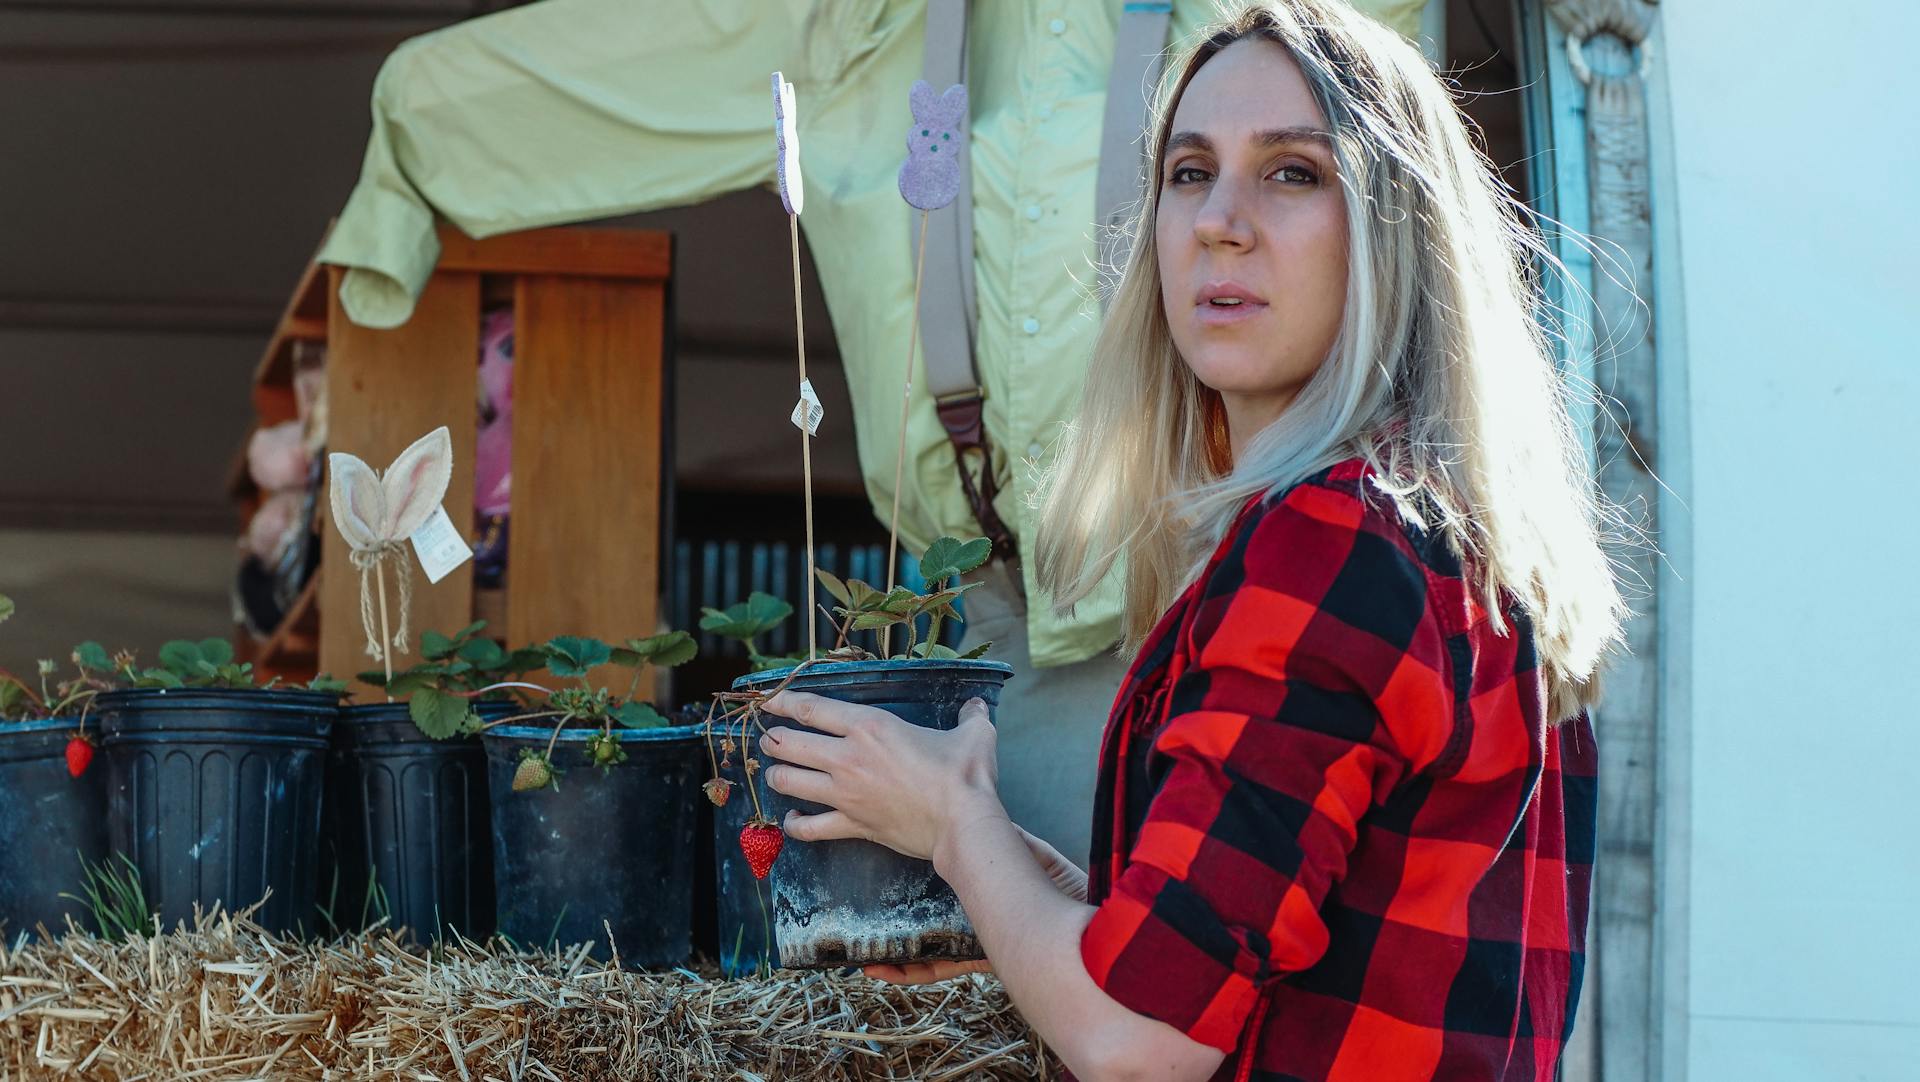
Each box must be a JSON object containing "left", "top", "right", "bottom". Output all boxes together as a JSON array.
[{"left": 920, "top": 1, "right": 1172, "bottom": 564}]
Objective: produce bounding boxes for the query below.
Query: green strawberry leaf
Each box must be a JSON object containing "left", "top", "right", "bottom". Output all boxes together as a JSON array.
[
  {"left": 851, "top": 610, "right": 908, "bottom": 631},
  {"left": 544, "top": 636, "right": 612, "bottom": 677},
  {"left": 918, "top": 536, "right": 992, "bottom": 584},
  {"left": 419, "top": 629, "right": 456, "bottom": 660},
  {"left": 700, "top": 593, "right": 794, "bottom": 640},
  {"left": 456, "top": 637, "right": 505, "bottom": 669},
  {"left": 625, "top": 631, "right": 696, "bottom": 668},
  {"left": 912, "top": 642, "right": 960, "bottom": 660},
  {"left": 306, "top": 674, "right": 348, "bottom": 694},
  {"left": 73, "top": 641, "right": 112, "bottom": 672},
  {"left": 958, "top": 641, "right": 995, "bottom": 660},
  {"left": 140, "top": 667, "right": 184, "bottom": 689},
  {"left": 845, "top": 578, "right": 884, "bottom": 610},
  {"left": 157, "top": 640, "right": 202, "bottom": 675},
  {"left": 0, "top": 677, "right": 26, "bottom": 718},
  {"left": 0, "top": 594, "right": 12, "bottom": 624},
  {"left": 408, "top": 687, "right": 474, "bottom": 740},
  {"left": 814, "top": 568, "right": 852, "bottom": 607},
  {"left": 504, "top": 647, "right": 552, "bottom": 675},
  {"left": 614, "top": 701, "right": 668, "bottom": 729},
  {"left": 198, "top": 639, "right": 233, "bottom": 668}
]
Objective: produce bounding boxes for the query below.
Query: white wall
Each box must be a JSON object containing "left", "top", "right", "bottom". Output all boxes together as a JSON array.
[{"left": 1659, "top": 2, "right": 1920, "bottom": 1077}]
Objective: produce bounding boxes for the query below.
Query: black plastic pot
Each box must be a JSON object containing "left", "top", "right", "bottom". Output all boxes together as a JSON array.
[
  {"left": 0, "top": 718, "right": 109, "bottom": 939},
  {"left": 324, "top": 699, "right": 524, "bottom": 942},
  {"left": 95, "top": 688, "right": 335, "bottom": 935},
  {"left": 732, "top": 659, "right": 1013, "bottom": 969},
  {"left": 482, "top": 722, "right": 704, "bottom": 967}
]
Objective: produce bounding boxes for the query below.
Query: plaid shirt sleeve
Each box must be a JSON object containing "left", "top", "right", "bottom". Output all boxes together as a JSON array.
[{"left": 1081, "top": 476, "right": 1456, "bottom": 1052}]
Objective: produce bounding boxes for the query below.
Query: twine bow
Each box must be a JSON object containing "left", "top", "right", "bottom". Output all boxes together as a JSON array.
[{"left": 349, "top": 543, "right": 415, "bottom": 660}]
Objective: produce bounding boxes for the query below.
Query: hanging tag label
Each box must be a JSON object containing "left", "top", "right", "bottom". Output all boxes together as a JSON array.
[
  {"left": 790, "top": 378, "right": 824, "bottom": 436},
  {"left": 409, "top": 505, "right": 473, "bottom": 584}
]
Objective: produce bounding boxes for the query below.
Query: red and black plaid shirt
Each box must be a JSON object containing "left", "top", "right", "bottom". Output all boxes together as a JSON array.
[{"left": 1081, "top": 458, "right": 1597, "bottom": 1081}]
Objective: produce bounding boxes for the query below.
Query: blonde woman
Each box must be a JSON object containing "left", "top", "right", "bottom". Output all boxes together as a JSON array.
[{"left": 759, "top": 1, "right": 1626, "bottom": 1078}]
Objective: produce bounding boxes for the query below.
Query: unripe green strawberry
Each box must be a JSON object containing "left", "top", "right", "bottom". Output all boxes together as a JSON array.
[{"left": 512, "top": 753, "right": 554, "bottom": 792}]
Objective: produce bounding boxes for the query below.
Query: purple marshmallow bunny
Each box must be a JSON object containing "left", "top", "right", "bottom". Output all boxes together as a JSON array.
[{"left": 897, "top": 80, "right": 967, "bottom": 211}]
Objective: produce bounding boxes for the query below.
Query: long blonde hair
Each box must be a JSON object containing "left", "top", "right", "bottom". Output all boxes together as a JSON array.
[{"left": 1033, "top": 0, "right": 1626, "bottom": 722}]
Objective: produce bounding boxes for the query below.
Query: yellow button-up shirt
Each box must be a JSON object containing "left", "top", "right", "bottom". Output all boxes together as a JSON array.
[{"left": 319, "top": 0, "right": 1425, "bottom": 668}]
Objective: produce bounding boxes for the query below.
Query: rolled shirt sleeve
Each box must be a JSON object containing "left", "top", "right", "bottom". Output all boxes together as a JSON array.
[{"left": 1081, "top": 477, "right": 1454, "bottom": 1051}]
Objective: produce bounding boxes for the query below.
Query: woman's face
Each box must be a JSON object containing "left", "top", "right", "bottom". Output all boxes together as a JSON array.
[{"left": 1155, "top": 38, "right": 1349, "bottom": 454}]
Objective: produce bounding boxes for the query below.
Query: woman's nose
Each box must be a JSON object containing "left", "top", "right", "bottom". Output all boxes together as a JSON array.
[{"left": 1193, "top": 180, "right": 1256, "bottom": 250}]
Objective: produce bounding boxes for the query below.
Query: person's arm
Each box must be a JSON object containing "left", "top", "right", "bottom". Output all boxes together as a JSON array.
[
  {"left": 319, "top": 0, "right": 877, "bottom": 327},
  {"left": 766, "top": 474, "right": 1453, "bottom": 1078},
  {"left": 763, "top": 695, "right": 1223, "bottom": 1081}
]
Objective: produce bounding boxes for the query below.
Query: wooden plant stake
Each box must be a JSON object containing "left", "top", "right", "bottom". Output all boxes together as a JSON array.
[
  {"left": 774, "top": 71, "right": 822, "bottom": 661},
  {"left": 887, "top": 81, "right": 969, "bottom": 656},
  {"left": 327, "top": 427, "right": 455, "bottom": 694}
]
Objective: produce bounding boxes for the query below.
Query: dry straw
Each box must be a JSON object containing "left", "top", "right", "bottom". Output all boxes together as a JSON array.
[{"left": 0, "top": 907, "right": 1057, "bottom": 1080}]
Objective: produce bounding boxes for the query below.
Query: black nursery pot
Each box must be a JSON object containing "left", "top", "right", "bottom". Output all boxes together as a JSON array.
[
  {"left": 95, "top": 688, "right": 336, "bottom": 936},
  {"left": 731, "top": 658, "right": 1013, "bottom": 970},
  {"left": 0, "top": 718, "right": 109, "bottom": 939},
  {"left": 323, "top": 700, "right": 523, "bottom": 943},
  {"left": 481, "top": 722, "right": 705, "bottom": 967}
]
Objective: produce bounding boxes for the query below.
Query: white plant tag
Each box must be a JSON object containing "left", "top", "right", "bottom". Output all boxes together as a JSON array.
[
  {"left": 790, "top": 378, "right": 824, "bottom": 436},
  {"left": 409, "top": 504, "right": 473, "bottom": 584}
]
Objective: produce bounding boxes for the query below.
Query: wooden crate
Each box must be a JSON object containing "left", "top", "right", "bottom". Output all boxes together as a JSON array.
[{"left": 232, "top": 225, "right": 672, "bottom": 700}]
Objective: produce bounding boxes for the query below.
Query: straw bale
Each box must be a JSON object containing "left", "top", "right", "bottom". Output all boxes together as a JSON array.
[{"left": 0, "top": 911, "right": 1059, "bottom": 1080}]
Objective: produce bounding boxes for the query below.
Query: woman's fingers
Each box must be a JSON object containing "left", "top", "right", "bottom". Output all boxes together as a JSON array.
[
  {"left": 760, "top": 690, "right": 876, "bottom": 735},
  {"left": 782, "top": 808, "right": 869, "bottom": 843},
  {"left": 759, "top": 725, "right": 836, "bottom": 770},
  {"left": 763, "top": 761, "right": 834, "bottom": 804},
  {"left": 863, "top": 959, "right": 992, "bottom": 985}
]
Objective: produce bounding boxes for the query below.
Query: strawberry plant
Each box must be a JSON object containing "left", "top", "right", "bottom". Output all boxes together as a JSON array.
[
  {"left": 699, "top": 591, "right": 804, "bottom": 673},
  {"left": 811, "top": 535, "right": 996, "bottom": 662},
  {"left": 357, "top": 620, "right": 552, "bottom": 740},
  {"left": 466, "top": 631, "right": 698, "bottom": 793}
]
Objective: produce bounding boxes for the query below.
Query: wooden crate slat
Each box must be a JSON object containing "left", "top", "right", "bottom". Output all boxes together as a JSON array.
[
  {"left": 318, "top": 267, "right": 482, "bottom": 700},
  {"left": 506, "top": 273, "right": 666, "bottom": 694}
]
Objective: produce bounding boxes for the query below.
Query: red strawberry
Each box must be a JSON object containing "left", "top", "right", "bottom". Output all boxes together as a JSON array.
[
  {"left": 739, "top": 819, "right": 784, "bottom": 880},
  {"left": 703, "top": 777, "right": 733, "bottom": 807},
  {"left": 64, "top": 736, "right": 94, "bottom": 778}
]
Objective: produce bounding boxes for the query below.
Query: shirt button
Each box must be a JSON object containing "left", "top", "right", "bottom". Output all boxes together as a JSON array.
[
  {"left": 1049, "top": 17, "right": 1067, "bottom": 34},
  {"left": 1025, "top": 204, "right": 1042, "bottom": 221},
  {"left": 1022, "top": 317, "right": 1041, "bottom": 335},
  {"left": 1027, "top": 441, "right": 1045, "bottom": 459}
]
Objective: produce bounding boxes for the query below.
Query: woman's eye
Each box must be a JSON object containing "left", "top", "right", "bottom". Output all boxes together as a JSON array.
[
  {"left": 1273, "top": 164, "right": 1320, "bottom": 185},
  {"left": 1167, "top": 165, "right": 1212, "bottom": 186}
]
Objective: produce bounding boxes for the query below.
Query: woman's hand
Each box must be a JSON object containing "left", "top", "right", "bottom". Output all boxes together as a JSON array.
[{"left": 758, "top": 692, "right": 1005, "bottom": 863}]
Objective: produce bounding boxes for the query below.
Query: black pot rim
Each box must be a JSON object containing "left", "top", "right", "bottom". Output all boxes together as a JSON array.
[
  {"left": 94, "top": 686, "right": 343, "bottom": 713},
  {"left": 0, "top": 716, "right": 78, "bottom": 736},
  {"left": 339, "top": 698, "right": 527, "bottom": 723},
  {"left": 732, "top": 657, "right": 1014, "bottom": 691},
  {"left": 481, "top": 721, "right": 706, "bottom": 745}
]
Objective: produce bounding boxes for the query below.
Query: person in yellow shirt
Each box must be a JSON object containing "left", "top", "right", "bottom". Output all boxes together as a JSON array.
[{"left": 320, "top": 0, "right": 1426, "bottom": 863}]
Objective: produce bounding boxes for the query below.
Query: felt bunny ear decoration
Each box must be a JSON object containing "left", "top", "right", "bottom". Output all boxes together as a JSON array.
[
  {"left": 327, "top": 426, "right": 453, "bottom": 668},
  {"left": 772, "top": 72, "right": 804, "bottom": 215},
  {"left": 898, "top": 81, "right": 967, "bottom": 211}
]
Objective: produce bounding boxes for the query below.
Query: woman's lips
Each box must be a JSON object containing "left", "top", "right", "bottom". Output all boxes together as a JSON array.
[{"left": 1193, "top": 300, "right": 1269, "bottom": 326}]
